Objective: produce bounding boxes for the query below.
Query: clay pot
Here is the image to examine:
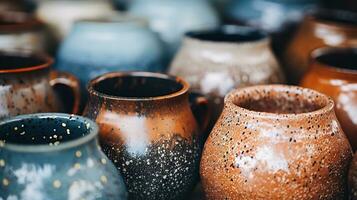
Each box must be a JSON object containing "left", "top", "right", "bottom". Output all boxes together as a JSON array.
[
  {"left": 285, "top": 9, "right": 357, "bottom": 84},
  {"left": 201, "top": 85, "right": 352, "bottom": 199},
  {"left": 169, "top": 25, "right": 284, "bottom": 130},
  {"left": 83, "top": 72, "right": 209, "bottom": 200},
  {"left": 0, "top": 51, "right": 81, "bottom": 119},
  {"left": 301, "top": 47, "right": 357, "bottom": 151},
  {"left": 0, "top": 12, "right": 47, "bottom": 53}
]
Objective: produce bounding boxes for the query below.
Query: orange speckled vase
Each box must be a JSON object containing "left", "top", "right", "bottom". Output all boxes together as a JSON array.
[{"left": 200, "top": 85, "right": 352, "bottom": 199}]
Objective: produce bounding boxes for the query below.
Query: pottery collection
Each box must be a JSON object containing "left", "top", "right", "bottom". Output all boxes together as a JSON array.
[
  {"left": 201, "top": 85, "right": 352, "bottom": 199},
  {"left": 0, "top": 113, "right": 127, "bottom": 199},
  {"left": 301, "top": 47, "right": 357, "bottom": 151}
]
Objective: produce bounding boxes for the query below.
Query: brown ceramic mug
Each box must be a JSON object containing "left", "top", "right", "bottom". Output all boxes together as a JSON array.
[
  {"left": 301, "top": 47, "right": 357, "bottom": 151},
  {"left": 201, "top": 85, "right": 352, "bottom": 199},
  {"left": 0, "top": 51, "right": 80, "bottom": 119},
  {"left": 83, "top": 71, "right": 209, "bottom": 200}
]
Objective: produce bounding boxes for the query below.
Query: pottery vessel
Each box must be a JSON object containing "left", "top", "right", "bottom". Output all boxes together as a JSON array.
[
  {"left": 170, "top": 25, "right": 284, "bottom": 128},
  {"left": 200, "top": 85, "right": 352, "bottom": 199},
  {"left": 128, "top": 0, "right": 220, "bottom": 57},
  {"left": 0, "top": 113, "right": 127, "bottom": 199},
  {"left": 301, "top": 47, "right": 357, "bottom": 151},
  {"left": 84, "top": 72, "right": 209, "bottom": 200},
  {"left": 285, "top": 9, "right": 357, "bottom": 83},
  {"left": 0, "top": 12, "right": 47, "bottom": 53},
  {"left": 56, "top": 17, "right": 166, "bottom": 88},
  {"left": 0, "top": 51, "right": 80, "bottom": 119}
]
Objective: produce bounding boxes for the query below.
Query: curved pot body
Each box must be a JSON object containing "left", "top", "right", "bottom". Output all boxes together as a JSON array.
[
  {"left": 128, "top": 0, "right": 220, "bottom": 57},
  {"left": 84, "top": 72, "right": 204, "bottom": 200},
  {"left": 0, "top": 113, "right": 127, "bottom": 199},
  {"left": 56, "top": 18, "right": 166, "bottom": 87},
  {"left": 170, "top": 26, "right": 284, "bottom": 128},
  {"left": 285, "top": 9, "right": 357, "bottom": 83},
  {"left": 201, "top": 85, "right": 352, "bottom": 199},
  {"left": 301, "top": 47, "right": 357, "bottom": 151}
]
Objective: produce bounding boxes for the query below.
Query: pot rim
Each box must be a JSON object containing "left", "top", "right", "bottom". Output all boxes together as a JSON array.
[
  {"left": 0, "top": 11, "right": 43, "bottom": 33},
  {"left": 0, "top": 50, "right": 53, "bottom": 74},
  {"left": 0, "top": 113, "right": 98, "bottom": 153},
  {"left": 225, "top": 85, "right": 334, "bottom": 119},
  {"left": 87, "top": 71, "right": 190, "bottom": 101}
]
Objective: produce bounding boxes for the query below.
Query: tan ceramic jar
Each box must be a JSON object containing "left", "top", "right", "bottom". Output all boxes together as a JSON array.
[{"left": 200, "top": 85, "right": 352, "bottom": 199}]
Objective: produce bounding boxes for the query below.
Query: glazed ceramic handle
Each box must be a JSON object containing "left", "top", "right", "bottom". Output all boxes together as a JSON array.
[
  {"left": 50, "top": 71, "right": 81, "bottom": 114},
  {"left": 189, "top": 92, "right": 210, "bottom": 133}
]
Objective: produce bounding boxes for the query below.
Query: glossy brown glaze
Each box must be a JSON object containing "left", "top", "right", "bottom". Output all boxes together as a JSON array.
[
  {"left": 201, "top": 85, "right": 352, "bottom": 199},
  {"left": 84, "top": 72, "right": 208, "bottom": 200},
  {"left": 301, "top": 47, "right": 357, "bottom": 151},
  {"left": 285, "top": 9, "right": 357, "bottom": 84},
  {"left": 0, "top": 51, "right": 80, "bottom": 119}
]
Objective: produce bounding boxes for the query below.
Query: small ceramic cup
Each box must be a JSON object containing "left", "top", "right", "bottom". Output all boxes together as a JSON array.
[
  {"left": 0, "top": 113, "right": 127, "bottom": 199},
  {"left": 0, "top": 50, "right": 81, "bottom": 119}
]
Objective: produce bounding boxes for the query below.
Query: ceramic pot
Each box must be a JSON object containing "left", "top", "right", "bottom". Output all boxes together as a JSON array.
[
  {"left": 128, "top": 0, "right": 220, "bottom": 57},
  {"left": 285, "top": 9, "right": 357, "bottom": 84},
  {"left": 0, "top": 12, "right": 47, "bottom": 53},
  {"left": 0, "top": 51, "right": 81, "bottom": 119},
  {"left": 56, "top": 17, "right": 166, "bottom": 88},
  {"left": 301, "top": 47, "right": 357, "bottom": 151},
  {"left": 169, "top": 25, "right": 284, "bottom": 129},
  {"left": 0, "top": 113, "right": 127, "bottom": 199},
  {"left": 35, "top": 0, "right": 116, "bottom": 48},
  {"left": 200, "top": 85, "right": 352, "bottom": 199},
  {"left": 84, "top": 72, "right": 209, "bottom": 200}
]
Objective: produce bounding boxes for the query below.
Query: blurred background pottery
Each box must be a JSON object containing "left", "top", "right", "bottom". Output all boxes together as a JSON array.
[
  {"left": 56, "top": 16, "right": 166, "bottom": 89},
  {"left": 84, "top": 72, "right": 208, "bottom": 200},
  {"left": 128, "top": 0, "right": 220, "bottom": 58},
  {"left": 285, "top": 9, "right": 357, "bottom": 84},
  {"left": 169, "top": 25, "right": 284, "bottom": 130},
  {"left": 201, "top": 85, "right": 352, "bottom": 199},
  {"left": 0, "top": 12, "right": 48, "bottom": 53},
  {"left": 301, "top": 47, "right": 357, "bottom": 151},
  {"left": 0, "top": 51, "right": 80, "bottom": 119},
  {"left": 0, "top": 113, "right": 127, "bottom": 199}
]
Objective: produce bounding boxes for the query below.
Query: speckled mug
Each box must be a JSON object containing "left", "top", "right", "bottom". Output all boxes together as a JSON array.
[
  {"left": 0, "top": 51, "right": 81, "bottom": 119},
  {"left": 84, "top": 72, "right": 209, "bottom": 200},
  {"left": 0, "top": 113, "right": 127, "bottom": 199},
  {"left": 201, "top": 85, "right": 352, "bottom": 199}
]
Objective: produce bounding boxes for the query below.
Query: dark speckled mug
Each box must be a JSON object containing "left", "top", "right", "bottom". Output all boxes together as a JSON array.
[
  {"left": 0, "top": 51, "right": 81, "bottom": 119},
  {"left": 84, "top": 72, "right": 209, "bottom": 200}
]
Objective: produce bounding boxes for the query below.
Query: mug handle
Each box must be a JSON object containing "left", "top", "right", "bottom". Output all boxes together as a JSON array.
[
  {"left": 50, "top": 71, "right": 81, "bottom": 114},
  {"left": 189, "top": 92, "right": 211, "bottom": 133}
]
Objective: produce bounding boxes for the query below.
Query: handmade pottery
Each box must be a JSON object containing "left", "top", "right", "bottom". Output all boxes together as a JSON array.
[
  {"left": 56, "top": 17, "right": 166, "bottom": 88},
  {"left": 84, "top": 72, "right": 209, "bottom": 200},
  {"left": 170, "top": 25, "right": 284, "bottom": 129},
  {"left": 0, "top": 113, "right": 127, "bottom": 199},
  {"left": 128, "top": 0, "right": 220, "bottom": 57},
  {"left": 285, "top": 9, "right": 357, "bottom": 84},
  {"left": 301, "top": 47, "right": 357, "bottom": 151},
  {"left": 0, "top": 51, "right": 80, "bottom": 119},
  {"left": 201, "top": 85, "right": 352, "bottom": 199},
  {"left": 0, "top": 12, "right": 47, "bottom": 53}
]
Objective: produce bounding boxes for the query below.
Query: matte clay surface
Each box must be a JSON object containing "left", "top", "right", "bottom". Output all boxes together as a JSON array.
[
  {"left": 84, "top": 72, "right": 204, "bottom": 200},
  {"left": 301, "top": 47, "right": 357, "bottom": 151},
  {"left": 201, "top": 85, "right": 352, "bottom": 199}
]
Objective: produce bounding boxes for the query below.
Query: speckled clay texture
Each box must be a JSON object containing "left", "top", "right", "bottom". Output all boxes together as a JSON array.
[{"left": 200, "top": 85, "right": 352, "bottom": 199}]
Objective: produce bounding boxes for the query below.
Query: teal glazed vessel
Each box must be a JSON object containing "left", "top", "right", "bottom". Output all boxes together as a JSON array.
[
  {"left": 0, "top": 113, "right": 127, "bottom": 200},
  {"left": 56, "top": 17, "right": 166, "bottom": 88}
]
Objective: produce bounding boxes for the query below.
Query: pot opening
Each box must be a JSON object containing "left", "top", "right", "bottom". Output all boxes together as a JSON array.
[
  {"left": 92, "top": 73, "right": 185, "bottom": 98},
  {"left": 313, "top": 9, "right": 357, "bottom": 26},
  {"left": 314, "top": 48, "right": 357, "bottom": 71},
  {"left": 232, "top": 86, "right": 329, "bottom": 115},
  {"left": 0, "top": 52, "right": 50, "bottom": 72},
  {"left": 186, "top": 25, "right": 267, "bottom": 42},
  {"left": 0, "top": 114, "right": 94, "bottom": 146}
]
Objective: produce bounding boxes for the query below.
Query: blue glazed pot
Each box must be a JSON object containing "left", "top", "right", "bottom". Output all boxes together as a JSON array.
[
  {"left": 128, "top": 0, "right": 220, "bottom": 57},
  {"left": 0, "top": 113, "right": 127, "bottom": 200},
  {"left": 56, "top": 17, "right": 166, "bottom": 87}
]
